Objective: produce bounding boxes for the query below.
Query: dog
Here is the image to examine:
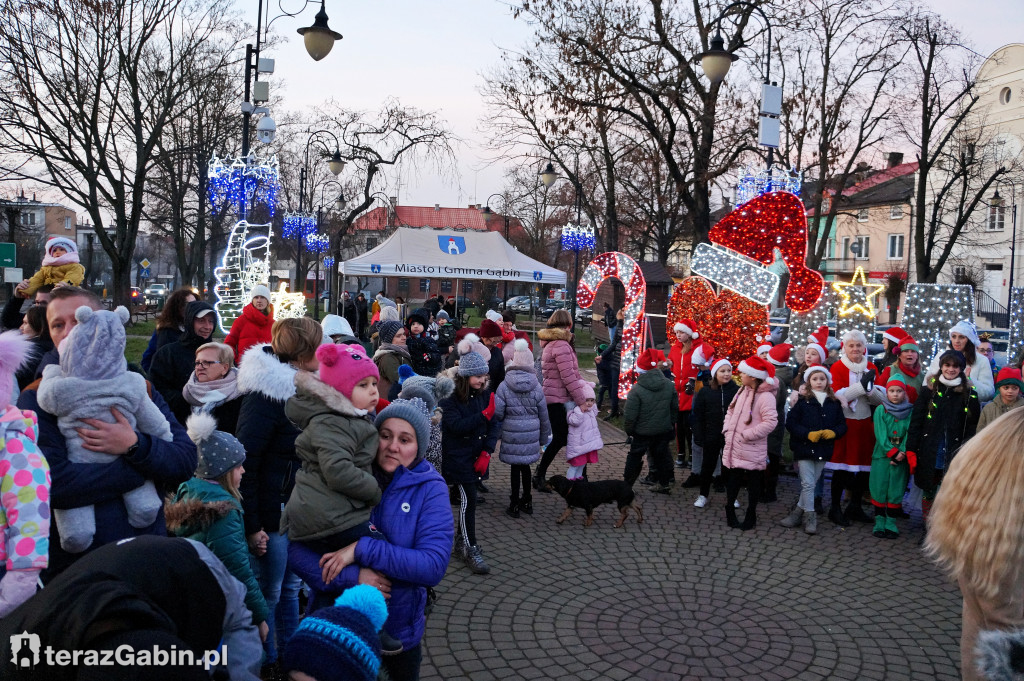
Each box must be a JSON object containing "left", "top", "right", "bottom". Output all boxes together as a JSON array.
[{"left": 545, "top": 475, "right": 643, "bottom": 528}]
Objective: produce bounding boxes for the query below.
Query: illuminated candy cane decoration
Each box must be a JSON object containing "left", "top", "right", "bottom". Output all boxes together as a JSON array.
[{"left": 576, "top": 252, "right": 647, "bottom": 399}]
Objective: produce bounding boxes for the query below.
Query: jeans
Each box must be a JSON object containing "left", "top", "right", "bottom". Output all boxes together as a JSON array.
[
  {"left": 797, "top": 460, "right": 826, "bottom": 512},
  {"left": 383, "top": 643, "right": 423, "bottom": 681},
  {"left": 624, "top": 433, "right": 674, "bottom": 486},
  {"left": 251, "top": 525, "right": 301, "bottom": 663}
]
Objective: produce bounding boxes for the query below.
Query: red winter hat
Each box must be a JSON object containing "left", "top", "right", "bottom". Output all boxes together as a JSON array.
[
  {"left": 478, "top": 318, "right": 503, "bottom": 340},
  {"left": 691, "top": 342, "right": 714, "bottom": 367},
  {"left": 756, "top": 339, "right": 773, "bottom": 355},
  {"left": 315, "top": 343, "right": 380, "bottom": 403},
  {"left": 738, "top": 355, "right": 776, "bottom": 385},
  {"left": 673, "top": 319, "right": 699, "bottom": 339},
  {"left": 881, "top": 326, "right": 907, "bottom": 345},
  {"left": 636, "top": 348, "right": 668, "bottom": 372},
  {"left": 767, "top": 343, "right": 792, "bottom": 366}
]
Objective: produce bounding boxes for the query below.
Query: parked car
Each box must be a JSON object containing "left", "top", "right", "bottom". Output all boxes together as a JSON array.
[
  {"left": 144, "top": 283, "right": 168, "bottom": 298},
  {"left": 130, "top": 287, "right": 142, "bottom": 303},
  {"left": 511, "top": 297, "right": 541, "bottom": 314}
]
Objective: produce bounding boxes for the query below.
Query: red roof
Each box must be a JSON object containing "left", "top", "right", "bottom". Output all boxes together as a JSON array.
[{"left": 836, "top": 161, "right": 919, "bottom": 197}]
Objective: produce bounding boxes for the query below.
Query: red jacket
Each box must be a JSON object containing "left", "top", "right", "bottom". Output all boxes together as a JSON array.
[
  {"left": 225, "top": 303, "right": 274, "bottom": 363},
  {"left": 669, "top": 342, "right": 697, "bottom": 411}
]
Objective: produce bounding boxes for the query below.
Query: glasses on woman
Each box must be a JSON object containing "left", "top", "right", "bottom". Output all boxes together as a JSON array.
[{"left": 194, "top": 360, "right": 222, "bottom": 369}]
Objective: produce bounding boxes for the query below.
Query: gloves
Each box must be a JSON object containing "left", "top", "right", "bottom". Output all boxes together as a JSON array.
[
  {"left": 684, "top": 377, "right": 696, "bottom": 395},
  {"left": 885, "top": 446, "right": 900, "bottom": 460},
  {"left": 807, "top": 430, "right": 822, "bottom": 443},
  {"left": 473, "top": 451, "right": 491, "bottom": 475},
  {"left": 860, "top": 370, "right": 876, "bottom": 392},
  {"left": 0, "top": 570, "right": 39, "bottom": 618},
  {"left": 819, "top": 429, "right": 836, "bottom": 441},
  {"left": 481, "top": 394, "right": 496, "bottom": 421},
  {"left": 906, "top": 451, "right": 917, "bottom": 474}
]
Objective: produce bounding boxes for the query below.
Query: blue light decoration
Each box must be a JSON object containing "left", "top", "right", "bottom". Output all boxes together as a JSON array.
[
  {"left": 282, "top": 213, "right": 317, "bottom": 240},
  {"left": 305, "top": 232, "right": 330, "bottom": 253},
  {"left": 561, "top": 223, "right": 596, "bottom": 251},
  {"left": 207, "top": 154, "right": 281, "bottom": 219},
  {"left": 735, "top": 164, "right": 803, "bottom": 206},
  {"left": 323, "top": 256, "right": 335, "bottom": 269}
]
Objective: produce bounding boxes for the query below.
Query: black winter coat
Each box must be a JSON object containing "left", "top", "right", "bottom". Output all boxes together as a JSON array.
[
  {"left": 767, "top": 364, "right": 794, "bottom": 454},
  {"left": 785, "top": 395, "right": 848, "bottom": 461},
  {"left": 487, "top": 346, "right": 506, "bottom": 388},
  {"left": 150, "top": 301, "right": 216, "bottom": 425},
  {"left": 407, "top": 332, "right": 443, "bottom": 377},
  {"left": 597, "top": 333, "right": 622, "bottom": 387},
  {"left": 906, "top": 378, "right": 980, "bottom": 493},
  {"left": 691, "top": 380, "right": 739, "bottom": 454},
  {"left": 440, "top": 389, "right": 500, "bottom": 485}
]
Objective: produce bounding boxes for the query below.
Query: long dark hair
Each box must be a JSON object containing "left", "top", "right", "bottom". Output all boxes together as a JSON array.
[
  {"left": 23, "top": 305, "right": 49, "bottom": 341},
  {"left": 959, "top": 339, "right": 977, "bottom": 367},
  {"left": 454, "top": 373, "right": 484, "bottom": 402},
  {"left": 157, "top": 288, "right": 197, "bottom": 330}
]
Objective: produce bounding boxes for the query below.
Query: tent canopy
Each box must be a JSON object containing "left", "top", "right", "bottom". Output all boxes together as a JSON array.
[{"left": 340, "top": 227, "right": 567, "bottom": 285}]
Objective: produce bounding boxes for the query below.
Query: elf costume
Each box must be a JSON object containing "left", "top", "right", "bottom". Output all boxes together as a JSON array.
[{"left": 869, "top": 377, "right": 913, "bottom": 538}]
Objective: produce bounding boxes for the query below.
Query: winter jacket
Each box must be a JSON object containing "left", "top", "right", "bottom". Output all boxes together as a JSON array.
[
  {"left": 785, "top": 395, "right": 848, "bottom": 462},
  {"left": 567, "top": 406, "right": 603, "bottom": 459},
  {"left": 287, "top": 459, "right": 452, "bottom": 650},
  {"left": 20, "top": 263, "right": 85, "bottom": 297},
  {"left": 141, "top": 326, "right": 183, "bottom": 373},
  {"left": 17, "top": 385, "right": 197, "bottom": 578},
  {"left": 0, "top": 406, "right": 49, "bottom": 571},
  {"left": 407, "top": 332, "right": 443, "bottom": 377},
  {"left": 487, "top": 345, "right": 506, "bottom": 388},
  {"left": 440, "top": 388, "right": 500, "bottom": 485},
  {"left": 224, "top": 303, "right": 273, "bottom": 364},
  {"left": 539, "top": 327, "right": 589, "bottom": 406},
  {"left": 150, "top": 301, "right": 217, "bottom": 425},
  {"left": 721, "top": 382, "right": 777, "bottom": 471},
  {"left": 669, "top": 342, "right": 697, "bottom": 411},
  {"left": 15, "top": 334, "right": 52, "bottom": 392},
  {"left": 282, "top": 371, "right": 381, "bottom": 542},
  {"left": 871, "top": 405, "right": 911, "bottom": 461},
  {"left": 926, "top": 350, "right": 995, "bottom": 403},
  {"left": 234, "top": 344, "right": 301, "bottom": 536},
  {"left": 906, "top": 376, "right": 980, "bottom": 493},
  {"left": 623, "top": 370, "right": 678, "bottom": 437},
  {"left": 373, "top": 347, "right": 411, "bottom": 401},
  {"left": 597, "top": 333, "right": 622, "bottom": 388},
  {"left": 166, "top": 478, "right": 269, "bottom": 625},
  {"left": 691, "top": 380, "right": 739, "bottom": 454},
  {"left": 767, "top": 364, "right": 794, "bottom": 454},
  {"left": 437, "top": 323, "right": 456, "bottom": 354},
  {"left": 494, "top": 366, "right": 551, "bottom": 465},
  {"left": 978, "top": 395, "right": 1024, "bottom": 432}
]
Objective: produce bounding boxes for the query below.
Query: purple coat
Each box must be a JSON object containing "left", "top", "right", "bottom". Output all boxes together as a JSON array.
[
  {"left": 287, "top": 459, "right": 452, "bottom": 649},
  {"left": 539, "top": 327, "right": 589, "bottom": 406},
  {"left": 495, "top": 366, "right": 551, "bottom": 465},
  {"left": 566, "top": 406, "right": 603, "bottom": 459}
]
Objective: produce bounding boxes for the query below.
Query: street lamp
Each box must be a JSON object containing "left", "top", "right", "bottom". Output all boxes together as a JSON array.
[
  {"left": 693, "top": 2, "right": 780, "bottom": 168},
  {"left": 296, "top": 0, "right": 344, "bottom": 61},
  {"left": 479, "top": 193, "right": 513, "bottom": 305},
  {"left": 538, "top": 151, "right": 590, "bottom": 320},
  {"left": 992, "top": 180, "right": 1018, "bottom": 309},
  {"left": 295, "top": 129, "right": 346, "bottom": 291},
  {"left": 311, "top": 180, "right": 345, "bottom": 321}
]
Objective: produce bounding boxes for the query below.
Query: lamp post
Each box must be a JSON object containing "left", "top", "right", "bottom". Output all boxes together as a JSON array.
[
  {"left": 693, "top": 1, "right": 779, "bottom": 169},
  {"left": 312, "top": 180, "right": 345, "bottom": 321},
  {"left": 539, "top": 152, "right": 590, "bottom": 320},
  {"left": 479, "top": 193, "right": 513, "bottom": 306},
  {"left": 295, "top": 129, "right": 345, "bottom": 294},
  {"left": 992, "top": 180, "right": 1018, "bottom": 309}
]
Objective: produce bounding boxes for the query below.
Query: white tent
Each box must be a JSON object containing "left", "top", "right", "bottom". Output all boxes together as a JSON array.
[{"left": 340, "top": 227, "right": 567, "bottom": 285}]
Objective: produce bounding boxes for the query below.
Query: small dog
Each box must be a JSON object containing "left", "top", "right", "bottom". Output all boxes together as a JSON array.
[{"left": 545, "top": 475, "right": 643, "bottom": 528}]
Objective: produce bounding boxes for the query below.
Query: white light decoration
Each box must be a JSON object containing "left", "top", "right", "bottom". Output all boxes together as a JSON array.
[
  {"left": 689, "top": 242, "right": 781, "bottom": 306},
  {"left": 207, "top": 154, "right": 280, "bottom": 219},
  {"left": 735, "top": 164, "right": 803, "bottom": 206},
  {"left": 213, "top": 220, "right": 274, "bottom": 334},
  {"left": 561, "top": 223, "right": 596, "bottom": 251},
  {"left": 789, "top": 286, "right": 840, "bottom": 344},
  {"left": 1006, "top": 287, "right": 1024, "bottom": 365},
  {"left": 900, "top": 283, "right": 975, "bottom": 364},
  {"left": 270, "top": 282, "right": 308, "bottom": 320},
  {"left": 576, "top": 252, "right": 646, "bottom": 399}
]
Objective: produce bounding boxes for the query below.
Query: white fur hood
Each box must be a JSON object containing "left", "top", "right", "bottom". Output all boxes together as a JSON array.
[{"left": 237, "top": 343, "right": 297, "bottom": 402}]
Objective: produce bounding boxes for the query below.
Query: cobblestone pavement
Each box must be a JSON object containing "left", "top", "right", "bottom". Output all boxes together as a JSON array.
[{"left": 420, "top": 419, "right": 962, "bottom": 681}]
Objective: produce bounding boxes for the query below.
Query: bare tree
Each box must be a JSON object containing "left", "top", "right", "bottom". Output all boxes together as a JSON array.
[{"left": 0, "top": 0, "right": 237, "bottom": 306}]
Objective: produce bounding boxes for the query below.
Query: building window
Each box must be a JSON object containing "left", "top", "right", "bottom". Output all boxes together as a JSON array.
[
  {"left": 985, "top": 263, "right": 1004, "bottom": 271},
  {"left": 887, "top": 234, "right": 904, "bottom": 260},
  {"left": 463, "top": 281, "right": 474, "bottom": 294},
  {"left": 398, "top": 278, "right": 409, "bottom": 290},
  {"left": 843, "top": 235, "right": 870, "bottom": 260},
  {"left": 441, "top": 280, "right": 452, "bottom": 293},
  {"left": 988, "top": 205, "right": 1006, "bottom": 231},
  {"left": 889, "top": 205, "right": 903, "bottom": 220},
  {"left": 19, "top": 212, "right": 34, "bottom": 226},
  {"left": 419, "top": 278, "right": 429, "bottom": 292},
  {"left": 366, "top": 237, "right": 377, "bottom": 250},
  {"left": 1000, "top": 87, "right": 1012, "bottom": 105},
  {"left": 857, "top": 208, "right": 869, "bottom": 222}
]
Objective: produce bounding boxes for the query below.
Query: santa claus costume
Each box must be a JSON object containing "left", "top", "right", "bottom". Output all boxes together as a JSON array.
[
  {"left": 669, "top": 319, "right": 699, "bottom": 470},
  {"left": 827, "top": 329, "right": 882, "bottom": 526}
]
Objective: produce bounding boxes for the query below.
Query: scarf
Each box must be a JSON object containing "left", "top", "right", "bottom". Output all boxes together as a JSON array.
[
  {"left": 840, "top": 355, "right": 868, "bottom": 374},
  {"left": 812, "top": 390, "right": 828, "bottom": 406},
  {"left": 898, "top": 361, "right": 920, "bottom": 378},
  {"left": 378, "top": 343, "right": 411, "bottom": 360},
  {"left": 881, "top": 396, "right": 913, "bottom": 420},
  {"left": 182, "top": 368, "right": 240, "bottom": 408},
  {"left": 938, "top": 374, "right": 964, "bottom": 388},
  {"left": 42, "top": 252, "right": 80, "bottom": 267}
]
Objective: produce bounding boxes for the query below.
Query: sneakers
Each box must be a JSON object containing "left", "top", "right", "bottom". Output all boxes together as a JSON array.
[
  {"left": 674, "top": 457, "right": 686, "bottom": 469},
  {"left": 639, "top": 474, "right": 654, "bottom": 486},
  {"left": 520, "top": 499, "right": 533, "bottom": 515},
  {"left": 452, "top": 534, "right": 467, "bottom": 560},
  {"left": 380, "top": 629, "right": 404, "bottom": 656},
  {"left": 733, "top": 499, "right": 741, "bottom": 509},
  {"left": 693, "top": 495, "right": 708, "bottom": 508},
  {"left": 465, "top": 545, "right": 490, "bottom": 575}
]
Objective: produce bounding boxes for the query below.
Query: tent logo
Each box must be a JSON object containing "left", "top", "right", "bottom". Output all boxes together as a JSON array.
[
  {"left": 370, "top": 264, "right": 381, "bottom": 273},
  {"left": 439, "top": 236, "right": 466, "bottom": 255},
  {"left": 533, "top": 271, "right": 543, "bottom": 281}
]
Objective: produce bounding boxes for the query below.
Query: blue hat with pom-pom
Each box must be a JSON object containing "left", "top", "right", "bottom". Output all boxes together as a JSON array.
[{"left": 282, "top": 584, "right": 388, "bottom": 681}]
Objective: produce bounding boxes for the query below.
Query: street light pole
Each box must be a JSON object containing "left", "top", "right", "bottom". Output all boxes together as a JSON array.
[
  {"left": 480, "top": 193, "right": 513, "bottom": 306},
  {"left": 540, "top": 148, "right": 590, "bottom": 321},
  {"left": 994, "top": 180, "right": 1018, "bottom": 309}
]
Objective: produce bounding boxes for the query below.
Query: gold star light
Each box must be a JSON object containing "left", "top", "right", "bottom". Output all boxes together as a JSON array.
[
  {"left": 831, "top": 266, "right": 885, "bottom": 319},
  {"left": 271, "top": 282, "right": 308, "bottom": 320}
]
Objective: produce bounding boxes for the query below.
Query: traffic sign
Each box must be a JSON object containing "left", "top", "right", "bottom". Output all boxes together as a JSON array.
[
  {"left": 139, "top": 267, "right": 151, "bottom": 279},
  {"left": 0, "top": 243, "right": 16, "bottom": 268},
  {"left": 139, "top": 258, "right": 151, "bottom": 269}
]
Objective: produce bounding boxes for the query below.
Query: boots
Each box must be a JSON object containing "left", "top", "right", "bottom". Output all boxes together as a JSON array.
[
  {"left": 873, "top": 507, "right": 887, "bottom": 538},
  {"left": 726, "top": 503, "right": 740, "bottom": 528},
  {"left": 828, "top": 505, "right": 850, "bottom": 527},
  {"left": 465, "top": 545, "right": 490, "bottom": 575},
  {"left": 921, "top": 498, "right": 933, "bottom": 524},
  {"left": 452, "top": 532, "right": 467, "bottom": 560},
  {"left": 814, "top": 496, "right": 824, "bottom": 514},
  {"left": 520, "top": 496, "right": 533, "bottom": 515},
  {"left": 803, "top": 511, "right": 817, "bottom": 535},
  {"left": 845, "top": 500, "right": 873, "bottom": 523},
  {"left": 884, "top": 512, "right": 899, "bottom": 538},
  {"left": 505, "top": 496, "right": 521, "bottom": 519},
  {"left": 740, "top": 506, "right": 757, "bottom": 531},
  {"left": 780, "top": 506, "right": 804, "bottom": 528}
]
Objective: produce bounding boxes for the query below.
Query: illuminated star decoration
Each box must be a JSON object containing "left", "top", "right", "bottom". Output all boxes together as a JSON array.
[
  {"left": 832, "top": 267, "right": 886, "bottom": 319},
  {"left": 271, "top": 282, "right": 308, "bottom": 320}
]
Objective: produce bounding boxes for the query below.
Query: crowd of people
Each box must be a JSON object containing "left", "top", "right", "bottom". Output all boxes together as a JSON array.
[{"left": 1, "top": 275, "right": 1023, "bottom": 680}]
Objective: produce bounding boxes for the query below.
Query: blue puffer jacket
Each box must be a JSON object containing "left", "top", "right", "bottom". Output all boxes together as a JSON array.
[
  {"left": 785, "top": 395, "right": 848, "bottom": 461},
  {"left": 495, "top": 366, "right": 551, "bottom": 465},
  {"left": 440, "top": 389, "right": 500, "bottom": 485},
  {"left": 287, "top": 459, "right": 452, "bottom": 648}
]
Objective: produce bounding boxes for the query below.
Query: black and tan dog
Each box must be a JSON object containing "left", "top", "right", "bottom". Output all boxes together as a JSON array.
[{"left": 545, "top": 475, "right": 643, "bottom": 528}]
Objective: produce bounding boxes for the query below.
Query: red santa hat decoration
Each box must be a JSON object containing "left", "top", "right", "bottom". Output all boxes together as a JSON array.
[
  {"left": 804, "top": 325, "right": 828, "bottom": 366},
  {"left": 738, "top": 356, "right": 776, "bottom": 385},
  {"left": 881, "top": 326, "right": 907, "bottom": 345}
]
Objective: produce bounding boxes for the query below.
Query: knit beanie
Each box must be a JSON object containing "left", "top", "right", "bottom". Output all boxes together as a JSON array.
[
  {"left": 581, "top": 382, "right": 595, "bottom": 401},
  {"left": 995, "top": 367, "right": 1024, "bottom": 391},
  {"left": 407, "top": 309, "right": 430, "bottom": 330},
  {"left": 457, "top": 333, "right": 490, "bottom": 364},
  {"left": 249, "top": 284, "right": 272, "bottom": 302},
  {"left": 0, "top": 330, "right": 31, "bottom": 411},
  {"left": 479, "top": 318, "right": 503, "bottom": 340},
  {"left": 316, "top": 344, "right": 379, "bottom": 401},
  {"left": 379, "top": 306, "right": 400, "bottom": 323},
  {"left": 436, "top": 310, "right": 450, "bottom": 321},
  {"left": 949, "top": 319, "right": 981, "bottom": 347},
  {"left": 377, "top": 295, "right": 397, "bottom": 309},
  {"left": 187, "top": 412, "right": 246, "bottom": 479},
  {"left": 46, "top": 236, "right": 78, "bottom": 256},
  {"left": 484, "top": 310, "right": 503, "bottom": 324},
  {"left": 457, "top": 348, "right": 489, "bottom": 376},
  {"left": 283, "top": 584, "right": 388, "bottom": 681},
  {"left": 899, "top": 336, "right": 920, "bottom": 354},
  {"left": 322, "top": 314, "right": 355, "bottom": 339},
  {"left": 937, "top": 349, "right": 967, "bottom": 370},
  {"left": 375, "top": 397, "right": 432, "bottom": 458},
  {"left": 400, "top": 374, "right": 455, "bottom": 413},
  {"left": 379, "top": 321, "right": 404, "bottom": 344},
  {"left": 59, "top": 305, "right": 129, "bottom": 380},
  {"left": 885, "top": 375, "right": 907, "bottom": 390},
  {"left": 509, "top": 338, "right": 533, "bottom": 368}
]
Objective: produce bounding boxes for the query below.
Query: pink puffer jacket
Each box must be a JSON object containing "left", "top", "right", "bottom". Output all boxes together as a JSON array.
[
  {"left": 566, "top": 406, "right": 603, "bottom": 459},
  {"left": 539, "top": 328, "right": 589, "bottom": 406},
  {"left": 721, "top": 382, "right": 778, "bottom": 471}
]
